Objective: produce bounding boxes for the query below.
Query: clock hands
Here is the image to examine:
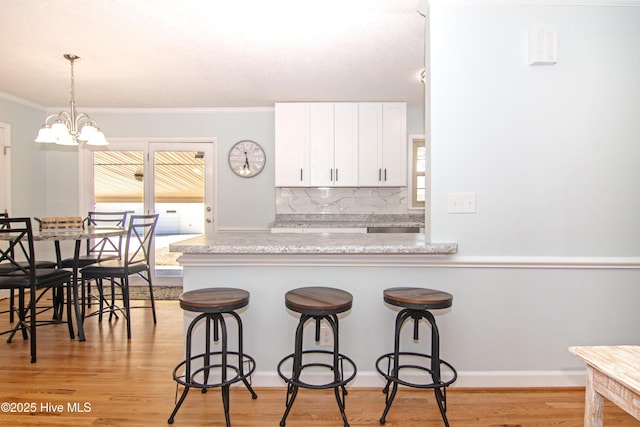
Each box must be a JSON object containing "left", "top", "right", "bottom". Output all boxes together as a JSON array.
[{"left": 243, "top": 151, "right": 250, "bottom": 170}]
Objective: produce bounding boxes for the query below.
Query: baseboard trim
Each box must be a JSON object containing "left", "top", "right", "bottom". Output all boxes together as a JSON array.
[{"left": 246, "top": 370, "right": 586, "bottom": 388}]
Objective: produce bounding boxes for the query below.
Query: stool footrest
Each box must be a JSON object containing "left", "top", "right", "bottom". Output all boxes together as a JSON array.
[
  {"left": 376, "top": 352, "right": 457, "bottom": 389},
  {"left": 172, "top": 351, "right": 256, "bottom": 389},
  {"left": 278, "top": 350, "right": 357, "bottom": 390}
]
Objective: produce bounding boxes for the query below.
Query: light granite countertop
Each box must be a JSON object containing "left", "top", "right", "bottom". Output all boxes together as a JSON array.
[
  {"left": 269, "top": 213, "right": 424, "bottom": 229},
  {"left": 169, "top": 231, "right": 456, "bottom": 255}
]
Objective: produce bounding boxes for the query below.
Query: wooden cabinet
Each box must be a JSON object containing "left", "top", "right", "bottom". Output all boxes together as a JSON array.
[
  {"left": 275, "top": 102, "right": 405, "bottom": 187},
  {"left": 358, "top": 102, "right": 407, "bottom": 187}
]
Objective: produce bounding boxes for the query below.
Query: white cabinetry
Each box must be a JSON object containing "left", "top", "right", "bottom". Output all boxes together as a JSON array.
[
  {"left": 308, "top": 103, "right": 334, "bottom": 187},
  {"left": 332, "top": 103, "right": 359, "bottom": 186},
  {"left": 276, "top": 102, "right": 405, "bottom": 188},
  {"left": 309, "top": 103, "right": 358, "bottom": 187},
  {"left": 358, "top": 102, "right": 407, "bottom": 187},
  {"left": 275, "top": 103, "right": 309, "bottom": 186}
]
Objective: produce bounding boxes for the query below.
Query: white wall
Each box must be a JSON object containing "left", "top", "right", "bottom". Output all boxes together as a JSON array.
[
  {"left": 0, "top": 97, "right": 49, "bottom": 217},
  {"left": 429, "top": 1, "right": 640, "bottom": 257},
  {"left": 415, "top": 1, "right": 640, "bottom": 385}
]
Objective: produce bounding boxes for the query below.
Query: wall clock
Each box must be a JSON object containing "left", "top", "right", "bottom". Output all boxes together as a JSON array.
[{"left": 228, "top": 140, "right": 266, "bottom": 178}]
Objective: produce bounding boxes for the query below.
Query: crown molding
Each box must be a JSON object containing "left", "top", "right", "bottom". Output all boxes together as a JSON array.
[
  {"left": 43, "top": 106, "right": 275, "bottom": 114},
  {"left": 0, "top": 92, "right": 275, "bottom": 113},
  {"left": 0, "top": 91, "right": 46, "bottom": 110}
]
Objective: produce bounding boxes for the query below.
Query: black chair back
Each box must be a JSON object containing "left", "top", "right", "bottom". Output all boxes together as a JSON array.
[
  {"left": 124, "top": 214, "right": 159, "bottom": 274},
  {"left": 0, "top": 217, "right": 35, "bottom": 277},
  {"left": 85, "top": 211, "right": 127, "bottom": 260}
]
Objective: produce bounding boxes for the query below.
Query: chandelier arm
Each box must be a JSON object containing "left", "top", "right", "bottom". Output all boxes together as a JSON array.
[
  {"left": 54, "top": 111, "right": 72, "bottom": 128},
  {"left": 74, "top": 112, "right": 94, "bottom": 130},
  {"left": 43, "top": 113, "right": 61, "bottom": 126}
]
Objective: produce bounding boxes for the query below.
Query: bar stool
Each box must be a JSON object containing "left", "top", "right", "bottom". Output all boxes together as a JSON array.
[
  {"left": 168, "top": 288, "right": 257, "bottom": 426},
  {"left": 277, "top": 287, "right": 357, "bottom": 427},
  {"left": 376, "top": 287, "right": 457, "bottom": 426}
]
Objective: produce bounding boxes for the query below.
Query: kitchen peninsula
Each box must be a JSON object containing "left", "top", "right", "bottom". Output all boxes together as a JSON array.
[{"left": 170, "top": 232, "right": 457, "bottom": 387}]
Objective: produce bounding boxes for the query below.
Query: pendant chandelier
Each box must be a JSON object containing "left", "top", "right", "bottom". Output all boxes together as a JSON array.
[{"left": 34, "top": 54, "right": 108, "bottom": 146}]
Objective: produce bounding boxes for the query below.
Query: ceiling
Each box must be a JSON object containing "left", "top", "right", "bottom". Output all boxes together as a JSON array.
[{"left": 0, "top": 0, "right": 426, "bottom": 109}]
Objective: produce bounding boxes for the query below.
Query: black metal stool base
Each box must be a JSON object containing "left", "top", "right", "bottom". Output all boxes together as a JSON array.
[
  {"left": 168, "top": 311, "right": 257, "bottom": 426},
  {"left": 376, "top": 352, "right": 457, "bottom": 425},
  {"left": 375, "top": 307, "right": 457, "bottom": 426},
  {"left": 278, "top": 310, "right": 357, "bottom": 427}
]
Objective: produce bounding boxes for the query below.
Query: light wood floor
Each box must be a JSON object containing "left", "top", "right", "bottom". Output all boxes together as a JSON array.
[{"left": 1, "top": 298, "right": 638, "bottom": 426}]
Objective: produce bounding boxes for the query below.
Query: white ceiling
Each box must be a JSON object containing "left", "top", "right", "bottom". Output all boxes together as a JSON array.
[{"left": 0, "top": 0, "right": 426, "bottom": 109}]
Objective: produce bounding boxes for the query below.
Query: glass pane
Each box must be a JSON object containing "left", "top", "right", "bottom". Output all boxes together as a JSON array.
[
  {"left": 416, "top": 176, "right": 426, "bottom": 202},
  {"left": 154, "top": 151, "right": 205, "bottom": 274},
  {"left": 94, "top": 151, "right": 144, "bottom": 204},
  {"left": 416, "top": 146, "right": 426, "bottom": 173}
]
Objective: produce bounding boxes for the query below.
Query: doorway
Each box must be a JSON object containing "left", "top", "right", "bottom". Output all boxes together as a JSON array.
[
  {"left": 0, "top": 123, "right": 10, "bottom": 214},
  {"left": 80, "top": 139, "right": 216, "bottom": 285},
  {"left": 0, "top": 123, "right": 9, "bottom": 299}
]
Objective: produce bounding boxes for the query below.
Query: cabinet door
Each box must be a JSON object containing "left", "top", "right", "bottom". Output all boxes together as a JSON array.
[
  {"left": 275, "top": 103, "right": 309, "bottom": 186},
  {"left": 333, "top": 103, "right": 359, "bottom": 186},
  {"left": 308, "top": 103, "right": 334, "bottom": 187},
  {"left": 381, "top": 103, "right": 407, "bottom": 186},
  {"left": 358, "top": 103, "right": 384, "bottom": 186}
]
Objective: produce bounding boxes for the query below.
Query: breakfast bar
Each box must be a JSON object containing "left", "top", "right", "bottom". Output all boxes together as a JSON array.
[{"left": 170, "top": 232, "right": 457, "bottom": 387}]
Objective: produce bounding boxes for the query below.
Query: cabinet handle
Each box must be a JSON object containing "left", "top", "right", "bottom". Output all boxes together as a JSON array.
[
  {"left": 378, "top": 168, "right": 382, "bottom": 181},
  {"left": 384, "top": 168, "right": 387, "bottom": 181},
  {"left": 335, "top": 169, "right": 339, "bottom": 182},
  {"left": 300, "top": 168, "right": 303, "bottom": 181},
  {"left": 330, "top": 169, "right": 333, "bottom": 181}
]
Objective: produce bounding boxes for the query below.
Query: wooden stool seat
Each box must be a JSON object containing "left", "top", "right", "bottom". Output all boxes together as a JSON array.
[
  {"left": 285, "top": 286, "right": 353, "bottom": 316},
  {"left": 179, "top": 288, "right": 249, "bottom": 313},
  {"left": 383, "top": 287, "right": 452, "bottom": 311}
]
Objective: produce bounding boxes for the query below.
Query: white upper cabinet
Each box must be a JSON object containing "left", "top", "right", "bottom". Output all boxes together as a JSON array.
[
  {"left": 332, "top": 103, "right": 359, "bottom": 187},
  {"left": 358, "top": 102, "right": 407, "bottom": 187},
  {"left": 308, "top": 103, "right": 359, "bottom": 187},
  {"left": 308, "top": 103, "right": 335, "bottom": 187},
  {"left": 275, "top": 103, "right": 309, "bottom": 187},
  {"left": 275, "top": 102, "right": 405, "bottom": 187}
]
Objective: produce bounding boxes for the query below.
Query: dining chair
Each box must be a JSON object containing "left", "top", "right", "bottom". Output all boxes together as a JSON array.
[
  {"left": 0, "top": 213, "right": 57, "bottom": 324},
  {"left": 80, "top": 214, "right": 159, "bottom": 339},
  {"left": 0, "top": 217, "right": 74, "bottom": 363},
  {"left": 60, "top": 211, "right": 127, "bottom": 313}
]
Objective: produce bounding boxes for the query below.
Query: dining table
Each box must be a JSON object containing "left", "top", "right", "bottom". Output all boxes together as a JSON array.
[{"left": 34, "top": 226, "right": 127, "bottom": 341}]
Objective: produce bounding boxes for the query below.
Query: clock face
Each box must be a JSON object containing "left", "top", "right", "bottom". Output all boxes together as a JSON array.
[{"left": 228, "top": 140, "right": 266, "bottom": 177}]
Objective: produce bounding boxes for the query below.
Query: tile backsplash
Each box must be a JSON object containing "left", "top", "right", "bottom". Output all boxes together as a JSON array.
[{"left": 276, "top": 187, "right": 413, "bottom": 215}]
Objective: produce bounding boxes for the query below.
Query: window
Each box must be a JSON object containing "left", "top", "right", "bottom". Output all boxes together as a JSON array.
[{"left": 410, "top": 135, "right": 426, "bottom": 209}]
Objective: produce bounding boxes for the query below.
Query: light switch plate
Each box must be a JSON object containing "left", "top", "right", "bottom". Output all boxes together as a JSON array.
[{"left": 448, "top": 193, "right": 476, "bottom": 213}]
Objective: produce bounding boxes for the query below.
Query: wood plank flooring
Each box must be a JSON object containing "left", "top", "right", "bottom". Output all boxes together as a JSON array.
[{"left": 0, "top": 298, "right": 638, "bottom": 426}]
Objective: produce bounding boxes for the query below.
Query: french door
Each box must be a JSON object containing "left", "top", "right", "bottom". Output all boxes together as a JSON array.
[{"left": 80, "top": 139, "right": 216, "bottom": 284}]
